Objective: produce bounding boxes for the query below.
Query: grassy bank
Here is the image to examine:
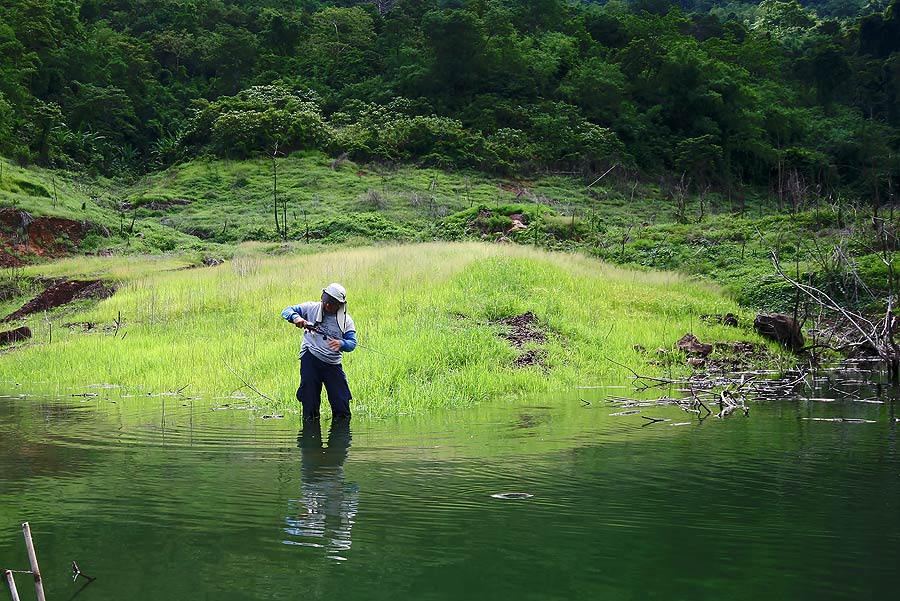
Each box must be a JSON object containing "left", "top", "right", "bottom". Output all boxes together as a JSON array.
[{"left": 0, "top": 242, "right": 779, "bottom": 416}]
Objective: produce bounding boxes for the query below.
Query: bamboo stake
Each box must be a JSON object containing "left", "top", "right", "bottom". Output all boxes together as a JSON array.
[
  {"left": 4, "top": 570, "right": 21, "bottom": 601},
  {"left": 21, "top": 523, "right": 46, "bottom": 601}
]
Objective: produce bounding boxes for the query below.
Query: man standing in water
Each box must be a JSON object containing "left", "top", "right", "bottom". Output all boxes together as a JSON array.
[{"left": 282, "top": 283, "right": 357, "bottom": 420}]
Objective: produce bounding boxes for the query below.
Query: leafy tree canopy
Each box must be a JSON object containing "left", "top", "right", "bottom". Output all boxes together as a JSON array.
[{"left": 0, "top": 0, "right": 896, "bottom": 204}]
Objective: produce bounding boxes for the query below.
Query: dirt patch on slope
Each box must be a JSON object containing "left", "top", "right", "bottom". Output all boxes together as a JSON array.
[
  {"left": 1, "top": 279, "right": 115, "bottom": 322},
  {"left": 496, "top": 311, "right": 547, "bottom": 368},
  {"left": 705, "top": 341, "right": 781, "bottom": 372},
  {"left": 498, "top": 311, "right": 545, "bottom": 347},
  {"left": 0, "top": 208, "right": 106, "bottom": 267},
  {"left": 0, "top": 325, "right": 31, "bottom": 345},
  {"left": 635, "top": 334, "right": 781, "bottom": 373}
]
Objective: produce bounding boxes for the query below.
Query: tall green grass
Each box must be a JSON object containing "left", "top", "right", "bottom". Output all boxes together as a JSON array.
[{"left": 0, "top": 243, "right": 774, "bottom": 416}]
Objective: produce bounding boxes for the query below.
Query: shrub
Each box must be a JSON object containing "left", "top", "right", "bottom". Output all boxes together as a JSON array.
[
  {"left": 438, "top": 203, "right": 552, "bottom": 240},
  {"left": 294, "top": 213, "right": 417, "bottom": 243},
  {"left": 331, "top": 99, "right": 485, "bottom": 168},
  {"left": 183, "top": 85, "right": 331, "bottom": 158},
  {"left": 484, "top": 129, "right": 537, "bottom": 173},
  {"left": 526, "top": 102, "right": 626, "bottom": 169},
  {"left": 143, "top": 230, "right": 178, "bottom": 252}
]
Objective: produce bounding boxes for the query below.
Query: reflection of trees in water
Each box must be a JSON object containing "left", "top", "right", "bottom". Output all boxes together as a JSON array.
[{"left": 284, "top": 419, "right": 358, "bottom": 561}]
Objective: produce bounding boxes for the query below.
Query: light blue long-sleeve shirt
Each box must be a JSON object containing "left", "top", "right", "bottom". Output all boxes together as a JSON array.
[{"left": 282, "top": 302, "right": 357, "bottom": 363}]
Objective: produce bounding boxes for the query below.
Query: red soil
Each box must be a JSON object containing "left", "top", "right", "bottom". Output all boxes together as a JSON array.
[
  {"left": 2, "top": 279, "right": 115, "bottom": 323},
  {"left": 0, "top": 208, "right": 99, "bottom": 267}
]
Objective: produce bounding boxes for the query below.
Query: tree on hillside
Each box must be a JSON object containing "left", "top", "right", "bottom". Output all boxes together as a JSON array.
[
  {"left": 369, "top": 0, "right": 398, "bottom": 14},
  {"left": 751, "top": 0, "right": 818, "bottom": 45},
  {"left": 182, "top": 84, "right": 330, "bottom": 158},
  {"left": 858, "top": 0, "right": 900, "bottom": 57},
  {"left": 200, "top": 24, "right": 260, "bottom": 96},
  {"left": 301, "top": 6, "right": 377, "bottom": 93},
  {"left": 559, "top": 57, "right": 627, "bottom": 126},
  {"left": 0, "top": 0, "right": 897, "bottom": 195},
  {"left": 420, "top": 8, "right": 485, "bottom": 102}
]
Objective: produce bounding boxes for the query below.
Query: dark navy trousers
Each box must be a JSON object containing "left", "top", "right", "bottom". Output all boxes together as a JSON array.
[{"left": 297, "top": 352, "right": 352, "bottom": 420}]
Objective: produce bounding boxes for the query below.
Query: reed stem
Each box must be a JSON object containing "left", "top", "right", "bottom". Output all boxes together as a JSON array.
[
  {"left": 21, "top": 523, "right": 45, "bottom": 601},
  {"left": 3, "top": 570, "right": 21, "bottom": 601}
]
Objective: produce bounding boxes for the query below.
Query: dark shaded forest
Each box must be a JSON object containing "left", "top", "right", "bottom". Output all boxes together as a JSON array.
[{"left": 1, "top": 0, "right": 898, "bottom": 204}]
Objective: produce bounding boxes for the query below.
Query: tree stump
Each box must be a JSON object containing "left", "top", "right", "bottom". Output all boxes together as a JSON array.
[{"left": 754, "top": 313, "right": 804, "bottom": 351}]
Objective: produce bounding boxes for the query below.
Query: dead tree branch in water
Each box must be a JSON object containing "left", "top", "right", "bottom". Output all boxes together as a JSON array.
[
  {"left": 603, "top": 371, "right": 794, "bottom": 420},
  {"left": 605, "top": 357, "right": 682, "bottom": 389},
  {"left": 603, "top": 356, "right": 818, "bottom": 420},
  {"left": 640, "top": 416, "right": 668, "bottom": 426},
  {"left": 607, "top": 393, "right": 711, "bottom": 419},
  {"left": 771, "top": 249, "right": 900, "bottom": 380},
  {"left": 222, "top": 359, "right": 276, "bottom": 403}
]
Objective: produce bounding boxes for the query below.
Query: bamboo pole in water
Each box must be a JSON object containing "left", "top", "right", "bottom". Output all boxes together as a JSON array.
[
  {"left": 4, "top": 570, "right": 22, "bottom": 601},
  {"left": 21, "top": 523, "right": 45, "bottom": 601}
]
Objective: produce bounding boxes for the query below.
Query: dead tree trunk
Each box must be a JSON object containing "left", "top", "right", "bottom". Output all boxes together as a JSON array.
[
  {"left": 271, "top": 143, "right": 283, "bottom": 241},
  {"left": 772, "top": 250, "right": 900, "bottom": 382}
]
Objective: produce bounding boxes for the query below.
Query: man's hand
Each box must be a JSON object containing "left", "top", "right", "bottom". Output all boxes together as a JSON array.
[
  {"left": 327, "top": 338, "right": 343, "bottom": 351},
  {"left": 293, "top": 316, "right": 307, "bottom": 328}
]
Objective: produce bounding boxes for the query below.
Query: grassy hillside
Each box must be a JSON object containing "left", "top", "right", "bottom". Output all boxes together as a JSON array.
[
  {"left": 5, "top": 152, "right": 894, "bottom": 318},
  {"left": 1, "top": 152, "right": 762, "bottom": 241}
]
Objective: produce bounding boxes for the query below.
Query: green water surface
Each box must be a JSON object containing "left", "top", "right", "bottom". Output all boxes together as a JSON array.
[{"left": 1, "top": 378, "right": 898, "bottom": 600}]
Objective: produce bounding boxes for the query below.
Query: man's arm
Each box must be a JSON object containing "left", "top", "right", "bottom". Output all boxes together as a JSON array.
[
  {"left": 281, "top": 304, "right": 308, "bottom": 326},
  {"left": 341, "top": 331, "right": 357, "bottom": 352}
]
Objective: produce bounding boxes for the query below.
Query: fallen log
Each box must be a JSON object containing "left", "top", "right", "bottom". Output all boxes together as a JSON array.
[{"left": 0, "top": 326, "right": 30, "bottom": 346}]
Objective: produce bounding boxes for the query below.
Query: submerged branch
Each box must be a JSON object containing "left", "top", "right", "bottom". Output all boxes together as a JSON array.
[
  {"left": 602, "top": 368, "right": 777, "bottom": 420},
  {"left": 222, "top": 360, "right": 276, "bottom": 403},
  {"left": 605, "top": 357, "right": 682, "bottom": 388},
  {"left": 640, "top": 416, "right": 668, "bottom": 426}
]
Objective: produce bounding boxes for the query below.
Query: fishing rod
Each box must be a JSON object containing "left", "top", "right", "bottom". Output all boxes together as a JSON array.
[{"left": 300, "top": 322, "right": 402, "bottom": 360}]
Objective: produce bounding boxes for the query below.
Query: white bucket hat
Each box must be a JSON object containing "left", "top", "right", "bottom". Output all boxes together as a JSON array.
[
  {"left": 322, "top": 283, "right": 348, "bottom": 332},
  {"left": 323, "top": 283, "right": 346, "bottom": 304}
]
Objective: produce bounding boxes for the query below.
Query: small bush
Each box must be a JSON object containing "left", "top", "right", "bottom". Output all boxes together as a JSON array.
[
  {"left": 79, "top": 232, "right": 108, "bottom": 253},
  {"left": 144, "top": 230, "right": 179, "bottom": 252},
  {"left": 438, "top": 203, "right": 553, "bottom": 240},
  {"left": 294, "top": 213, "right": 416, "bottom": 243}
]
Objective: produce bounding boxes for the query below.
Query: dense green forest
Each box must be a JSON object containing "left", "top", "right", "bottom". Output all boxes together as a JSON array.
[{"left": 1, "top": 0, "right": 899, "bottom": 204}]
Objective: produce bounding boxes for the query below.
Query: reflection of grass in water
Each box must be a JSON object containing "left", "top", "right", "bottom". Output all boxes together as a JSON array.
[{"left": 0, "top": 242, "right": 779, "bottom": 416}]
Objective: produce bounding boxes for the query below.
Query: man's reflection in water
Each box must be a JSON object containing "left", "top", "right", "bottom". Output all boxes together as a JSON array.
[{"left": 283, "top": 419, "right": 359, "bottom": 561}]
